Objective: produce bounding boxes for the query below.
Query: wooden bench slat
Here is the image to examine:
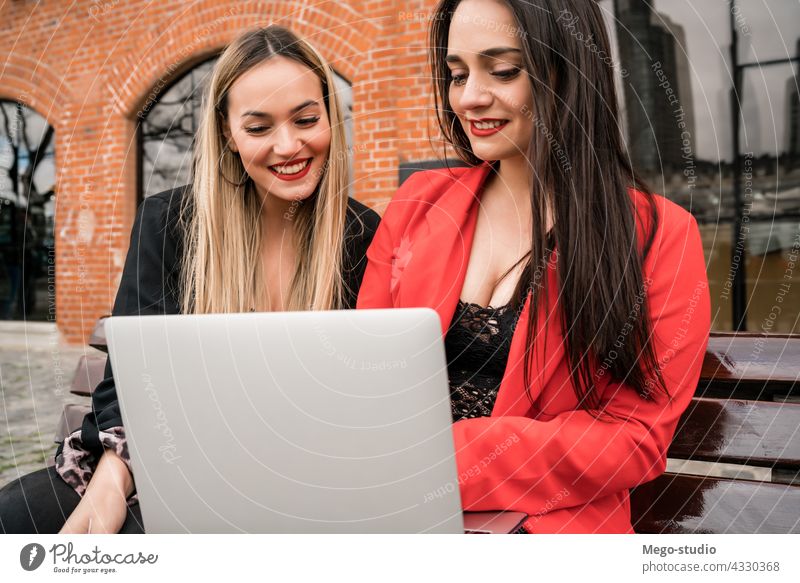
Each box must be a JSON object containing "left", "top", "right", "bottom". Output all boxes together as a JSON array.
[
  {"left": 69, "top": 354, "right": 107, "bottom": 396},
  {"left": 54, "top": 403, "right": 92, "bottom": 444},
  {"left": 668, "top": 398, "right": 800, "bottom": 469},
  {"left": 631, "top": 472, "right": 800, "bottom": 534},
  {"left": 88, "top": 315, "right": 109, "bottom": 353},
  {"left": 699, "top": 333, "right": 799, "bottom": 399}
]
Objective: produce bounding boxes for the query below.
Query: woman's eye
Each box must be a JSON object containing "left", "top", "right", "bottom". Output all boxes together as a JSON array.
[
  {"left": 244, "top": 126, "right": 268, "bottom": 134},
  {"left": 492, "top": 68, "right": 521, "bottom": 80},
  {"left": 296, "top": 116, "right": 320, "bottom": 126},
  {"left": 450, "top": 73, "right": 467, "bottom": 86}
]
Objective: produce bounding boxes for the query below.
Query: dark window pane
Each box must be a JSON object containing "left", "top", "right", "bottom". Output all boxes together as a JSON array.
[
  {"left": 140, "top": 58, "right": 216, "bottom": 198},
  {"left": 0, "top": 100, "right": 55, "bottom": 321}
]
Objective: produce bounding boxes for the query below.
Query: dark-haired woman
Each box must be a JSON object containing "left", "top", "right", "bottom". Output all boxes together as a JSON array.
[{"left": 357, "top": 0, "right": 710, "bottom": 533}]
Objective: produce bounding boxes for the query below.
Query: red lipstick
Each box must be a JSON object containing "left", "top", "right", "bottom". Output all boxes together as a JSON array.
[
  {"left": 468, "top": 118, "right": 509, "bottom": 137},
  {"left": 268, "top": 157, "right": 313, "bottom": 181}
]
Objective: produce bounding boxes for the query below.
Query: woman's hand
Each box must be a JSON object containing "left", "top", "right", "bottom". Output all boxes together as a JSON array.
[{"left": 60, "top": 449, "right": 134, "bottom": 534}]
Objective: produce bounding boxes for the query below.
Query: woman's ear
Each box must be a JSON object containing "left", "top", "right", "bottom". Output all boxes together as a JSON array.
[{"left": 221, "top": 117, "right": 239, "bottom": 153}]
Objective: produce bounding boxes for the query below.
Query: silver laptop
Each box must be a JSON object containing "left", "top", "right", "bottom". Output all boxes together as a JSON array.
[{"left": 105, "top": 308, "right": 526, "bottom": 534}]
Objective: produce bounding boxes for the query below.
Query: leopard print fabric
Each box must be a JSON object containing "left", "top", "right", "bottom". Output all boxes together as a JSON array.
[{"left": 55, "top": 426, "right": 138, "bottom": 506}]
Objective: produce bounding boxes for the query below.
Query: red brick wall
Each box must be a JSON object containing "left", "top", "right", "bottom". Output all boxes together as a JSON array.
[{"left": 0, "top": 0, "right": 448, "bottom": 344}]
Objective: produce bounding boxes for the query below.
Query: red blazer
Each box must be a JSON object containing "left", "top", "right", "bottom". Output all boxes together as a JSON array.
[{"left": 357, "top": 162, "right": 711, "bottom": 533}]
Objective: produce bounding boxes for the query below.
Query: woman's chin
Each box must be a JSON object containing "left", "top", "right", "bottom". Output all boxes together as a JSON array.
[
  {"left": 269, "top": 189, "right": 314, "bottom": 204},
  {"left": 472, "top": 147, "right": 526, "bottom": 164}
]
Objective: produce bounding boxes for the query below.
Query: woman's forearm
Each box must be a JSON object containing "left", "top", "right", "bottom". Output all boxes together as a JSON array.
[{"left": 87, "top": 449, "right": 134, "bottom": 499}]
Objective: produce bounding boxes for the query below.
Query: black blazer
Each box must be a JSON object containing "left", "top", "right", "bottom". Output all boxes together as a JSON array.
[{"left": 58, "top": 185, "right": 380, "bottom": 462}]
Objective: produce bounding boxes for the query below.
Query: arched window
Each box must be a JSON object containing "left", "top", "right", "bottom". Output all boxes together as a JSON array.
[
  {"left": 138, "top": 55, "right": 354, "bottom": 201},
  {"left": 0, "top": 100, "right": 55, "bottom": 320}
]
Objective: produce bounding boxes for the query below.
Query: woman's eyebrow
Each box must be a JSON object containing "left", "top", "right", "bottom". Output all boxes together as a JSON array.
[
  {"left": 288, "top": 99, "right": 320, "bottom": 114},
  {"left": 445, "top": 47, "right": 522, "bottom": 64},
  {"left": 240, "top": 99, "right": 320, "bottom": 119}
]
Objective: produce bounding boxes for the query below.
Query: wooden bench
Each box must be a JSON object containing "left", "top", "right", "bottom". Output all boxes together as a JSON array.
[
  {"left": 631, "top": 333, "right": 800, "bottom": 534},
  {"left": 52, "top": 316, "right": 109, "bottom": 447}
]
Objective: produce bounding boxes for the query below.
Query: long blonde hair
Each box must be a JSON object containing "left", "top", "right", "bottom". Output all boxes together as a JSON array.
[{"left": 180, "top": 26, "right": 350, "bottom": 314}]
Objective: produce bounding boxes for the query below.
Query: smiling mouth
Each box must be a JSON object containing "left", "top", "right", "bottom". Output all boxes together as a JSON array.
[
  {"left": 471, "top": 119, "right": 508, "bottom": 130},
  {"left": 268, "top": 158, "right": 312, "bottom": 176},
  {"left": 467, "top": 119, "right": 510, "bottom": 137}
]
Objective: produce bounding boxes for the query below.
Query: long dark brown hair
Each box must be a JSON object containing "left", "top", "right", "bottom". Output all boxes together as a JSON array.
[{"left": 430, "top": 0, "right": 666, "bottom": 411}]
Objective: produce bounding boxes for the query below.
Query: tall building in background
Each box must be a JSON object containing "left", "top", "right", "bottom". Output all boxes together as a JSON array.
[{"left": 614, "top": 0, "right": 694, "bottom": 173}]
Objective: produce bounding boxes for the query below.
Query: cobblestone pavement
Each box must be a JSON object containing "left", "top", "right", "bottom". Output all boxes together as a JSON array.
[{"left": 0, "top": 322, "right": 89, "bottom": 488}]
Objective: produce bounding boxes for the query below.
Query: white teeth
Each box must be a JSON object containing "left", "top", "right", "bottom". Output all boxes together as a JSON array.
[
  {"left": 474, "top": 120, "right": 506, "bottom": 130},
  {"left": 270, "top": 159, "right": 310, "bottom": 175}
]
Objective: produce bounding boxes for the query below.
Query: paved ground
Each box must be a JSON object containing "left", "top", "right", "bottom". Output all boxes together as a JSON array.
[{"left": 0, "top": 321, "right": 88, "bottom": 488}]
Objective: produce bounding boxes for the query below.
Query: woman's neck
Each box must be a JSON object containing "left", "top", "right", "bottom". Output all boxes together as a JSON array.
[
  {"left": 490, "top": 156, "right": 553, "bottom": 233},
  {"left": 258, "top": 192, "right": 298, "bottom": 313},
  {"left": 493, "top": 155, "right": 532, "bottom": 206},
  {"left": 257, "top": 187, "right": 299, "bottom": 237}
]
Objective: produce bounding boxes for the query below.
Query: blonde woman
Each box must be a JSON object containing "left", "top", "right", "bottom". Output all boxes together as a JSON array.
[{"left": 0, "top": 26, "right": 379, "bottom": 534}]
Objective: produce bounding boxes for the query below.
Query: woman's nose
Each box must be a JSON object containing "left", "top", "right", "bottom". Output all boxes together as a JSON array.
[
  {"left": 458, "top": 76, "right": 493, "bottom": 110},
  {"left": 272, "top": 124, "right": 302, "bottom": 157}
]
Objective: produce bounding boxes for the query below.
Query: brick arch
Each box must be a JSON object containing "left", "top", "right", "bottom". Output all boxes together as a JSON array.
[
  {"left": 0, "top": 52, "right": 75, "bottom": 128},
  {"left": 108, "top": 0, "right": 376, "bottom": 119}
]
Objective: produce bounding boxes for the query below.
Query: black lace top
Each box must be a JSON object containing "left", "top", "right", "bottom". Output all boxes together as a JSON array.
[{"left": 444, "top": 298, "right": 523, "bottom": 422}]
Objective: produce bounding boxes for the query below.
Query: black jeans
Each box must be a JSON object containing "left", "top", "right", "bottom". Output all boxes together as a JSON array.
[{"left": 0, "top": 465, "right": 144, "bottom": 534}]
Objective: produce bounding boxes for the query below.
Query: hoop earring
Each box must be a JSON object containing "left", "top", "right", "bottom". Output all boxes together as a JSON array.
[
  {"left": 448, "top": 114, "right": 458, "bottom": 138},
  {"left": 218, "top": 148, "right": 250, "bottom": 187},
  {"left": 448, "top": 115, "right": 474, "bottom": 164}
]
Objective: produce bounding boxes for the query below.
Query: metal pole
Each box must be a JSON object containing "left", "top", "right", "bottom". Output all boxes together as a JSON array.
[{"left": 730, "top": 0, "right": 747, "bottom": 330}]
